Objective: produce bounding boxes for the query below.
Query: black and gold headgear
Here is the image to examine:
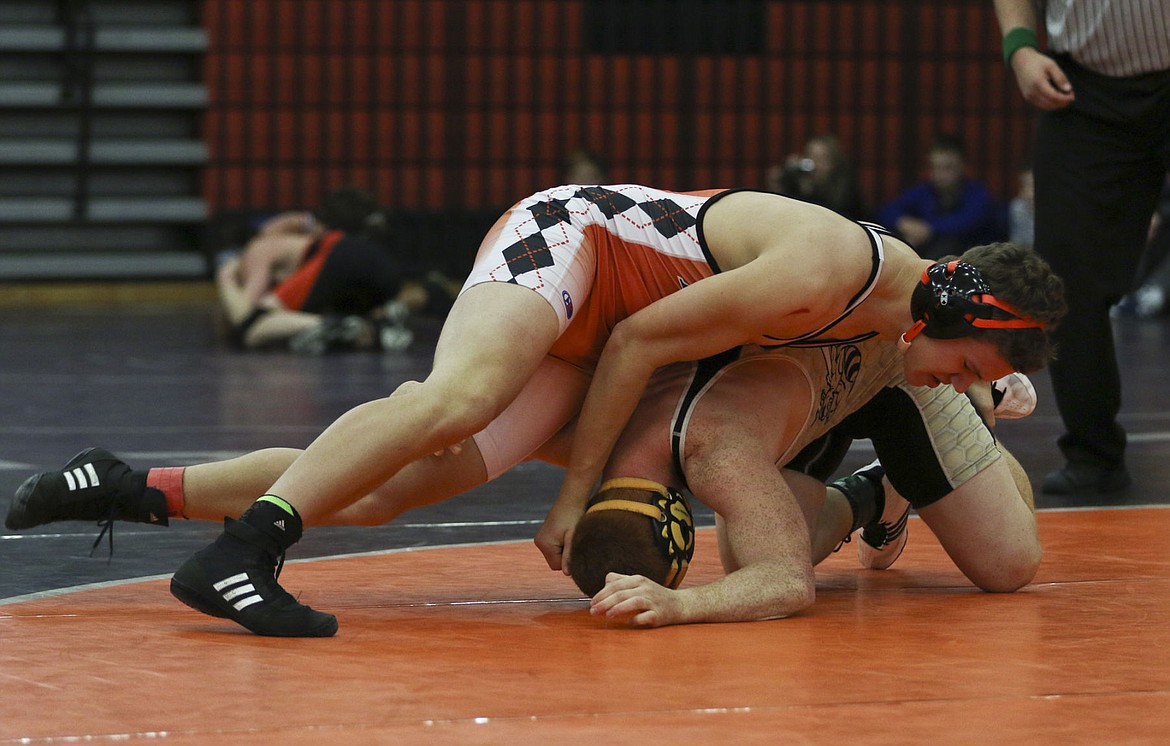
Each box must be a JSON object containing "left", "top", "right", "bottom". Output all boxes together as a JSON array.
[{"left": 584, "top": 477, "right": 696, "bottom": 589}]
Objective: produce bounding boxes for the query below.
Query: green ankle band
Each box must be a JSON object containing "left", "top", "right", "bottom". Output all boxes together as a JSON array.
[{"left": 257, "top": 494, "right": 296, "bottom": 516}]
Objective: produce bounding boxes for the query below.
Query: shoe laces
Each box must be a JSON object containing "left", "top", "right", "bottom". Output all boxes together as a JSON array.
[
  {"left": 258, "top": 553, "right": 309, "bottom": 612},
  {"left": 89, "top": 505, "right": 116, "bottom": 564},
  {"left": 831, "top": 533, "right": 853, "bottom": 554}
]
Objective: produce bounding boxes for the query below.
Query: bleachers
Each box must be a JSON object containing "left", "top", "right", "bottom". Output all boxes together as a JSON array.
[{"left": 0, "top": 0, "right": 208, "bottom": 280}]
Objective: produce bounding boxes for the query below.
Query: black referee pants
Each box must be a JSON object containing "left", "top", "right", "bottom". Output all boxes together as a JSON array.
[{"left": 1033, "top": 55, "right": 1170, "bottom": 469}]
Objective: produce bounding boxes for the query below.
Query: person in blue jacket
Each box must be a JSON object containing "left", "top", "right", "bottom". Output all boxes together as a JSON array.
[{"left": 879, "top": 134, "right": 999, "bottom": 260}]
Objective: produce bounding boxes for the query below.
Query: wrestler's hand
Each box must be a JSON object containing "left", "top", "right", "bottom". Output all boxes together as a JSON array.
[
  {"left": 590, "top": 573, "right": 683, "bottom": 628},
  {"left": 1010, "top": 47, "right": 1074, "bottom": 111},
  {"left": 534, "top": 501, "right": 582, "bottom": 573}
]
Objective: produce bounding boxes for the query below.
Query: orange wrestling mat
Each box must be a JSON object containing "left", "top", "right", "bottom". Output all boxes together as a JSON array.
[{"left": 2, "top": 507, "right": 1169, "bottom": 745}]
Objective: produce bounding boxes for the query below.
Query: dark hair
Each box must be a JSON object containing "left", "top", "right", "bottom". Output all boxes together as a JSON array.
[
  {"left": 569, "top": 483, "right": 692, "bottom": 597},
  {"left": 931, "top": 133, "right": 966, "bottom": 159},
  {"left": 951, "top": 242, "right": 1067, "bottom": 372},
  {"left": 315, "top": 187, "right": 381, "bottom": 234}
]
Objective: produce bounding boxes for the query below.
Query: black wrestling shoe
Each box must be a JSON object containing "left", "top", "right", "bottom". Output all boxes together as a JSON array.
[
  {"left": 170, "top": 500, "right": 338, "bottom": 637},
  {"left": 857, "top": 491, "right": 910, "bottom": 570},
  {"left": 1042, "top": 462, "right": 1131, "bottom": 495},
  {"left": 837, "top": 460, "right": 910, "bottom": 570},
  {"left": 6, "top": 448, "right": 167, "bottom": 530}
]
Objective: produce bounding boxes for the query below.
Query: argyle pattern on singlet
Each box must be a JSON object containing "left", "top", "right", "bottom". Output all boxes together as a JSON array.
[{"left": 502, "top": 186, "right": 700, "bottom": 279}]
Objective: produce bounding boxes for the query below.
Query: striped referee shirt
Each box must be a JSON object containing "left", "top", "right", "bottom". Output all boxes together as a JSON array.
[{"left": 1045, "top": 0, "right": 1170, "bottom": 76}]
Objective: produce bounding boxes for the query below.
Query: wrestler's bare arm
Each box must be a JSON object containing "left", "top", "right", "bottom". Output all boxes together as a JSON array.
[
  {"left": 590, "top": 358, "right": 821, "bottom": 626},
  {"left": 543, "top": 195, "right": 896, "bottom": 570},
  {"left": 590, "top": 440, "right": 817, "bottom": 626},
  {"left": 238, "top": 233, "right": 313, "bottom": 305},
  {"left": 544, "top": 257, "right": 822, "bottom": 568}
]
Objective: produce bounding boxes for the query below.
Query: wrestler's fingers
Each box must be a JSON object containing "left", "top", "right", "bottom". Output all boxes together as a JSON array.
[
  {"left": 595, "top": 591, "right": 652, "bottom": 621},
  {"left": 590, "top": 578, "right": 640, "bottom": 612}
]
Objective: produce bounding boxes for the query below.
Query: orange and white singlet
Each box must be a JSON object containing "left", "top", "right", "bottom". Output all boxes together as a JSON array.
[
  {"left": 462, "top": 184, "right": 723, "bottom": 370},
  {"left": 463, "top": 185, "right": 890, "bottom": 479}
]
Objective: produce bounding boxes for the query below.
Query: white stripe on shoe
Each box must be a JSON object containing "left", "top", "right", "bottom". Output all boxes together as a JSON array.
[
  {"left": 64, "top": 464, "right": 101, "bottom": 491},
  {"left": 212, "top": 572, "right": 264, "bottom": 611},
  {"left": 221, "top": 584, "right": 256, "bottom": 602},
  {"left": 212, "top": 573, "right": 249, "bottom": 591},
  {"left": 233, "top": 595, "right": 263, "bottom": 611}
]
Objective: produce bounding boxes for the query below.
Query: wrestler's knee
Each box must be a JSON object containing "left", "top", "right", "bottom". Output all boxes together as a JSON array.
[
  {"left": 436, "top": 385, "right": 503, "bottom": 435},
  {"left": 406, "top": 377, "right": 506, "bottom": 441},
  {"left": 966, "top": 540, "right": 1042, "bottom": 593}
]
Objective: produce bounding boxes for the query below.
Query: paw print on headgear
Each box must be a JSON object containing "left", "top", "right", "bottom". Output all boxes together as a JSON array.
[{"left": 585, "top": 477, "right": 696, "bottom": 588}]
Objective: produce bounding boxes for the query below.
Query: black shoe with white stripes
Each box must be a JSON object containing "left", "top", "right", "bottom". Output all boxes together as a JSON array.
[
  {"left": 6, "top": 447, "right": 167, "bottom": 530},
  {"left": 170, "top": 500, "right": 338, "bottom": 637},
  {"left": 854, "top": 461, "right": 910, "bottom": 570}
]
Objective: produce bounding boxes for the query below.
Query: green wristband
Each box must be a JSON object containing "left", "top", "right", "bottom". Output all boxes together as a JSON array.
[{"left": 1002, "top": 26, "right": 1040, "bottom": 66}]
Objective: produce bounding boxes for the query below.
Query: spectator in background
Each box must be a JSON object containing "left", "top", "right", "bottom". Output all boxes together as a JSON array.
[
  {"left": 993, "top": 0, "right": 1169, "bottom": 494},
  {"left": 878, "top": 134, "right": 999, "bottom": 260},
  {"left": 767, "top": 133, "right": 867, "bottom": 220},
  {"left": 1114, "top": 172, "right": 1170, "bottom": 319},
  {"left": 1008, "top": 165, "right": 1035, "bottom": 249},
  {"left": 563, "top": 148, "right": 608, "bottom": 184}
]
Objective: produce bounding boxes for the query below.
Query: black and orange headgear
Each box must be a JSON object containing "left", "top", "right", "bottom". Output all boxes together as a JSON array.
[{"left": 901, "top": 260, "right": 1044, "bottom": 346}]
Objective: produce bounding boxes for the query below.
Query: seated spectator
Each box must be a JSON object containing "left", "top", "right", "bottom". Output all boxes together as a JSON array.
[
  {"left": 1115, "top": 172, "right": 1170, "bottom": 318},
  {"left": 767, "top": 133, "right": 867, "bottom": 220},
  {"left": 879, "top": 134, "right": 999, "bottom": 259},
  {"left": 563, "top": 148, "right": 608, "bottom": 184},
  {"left": 1008, "top": 165, "right": 1035, "bottom": 249}
]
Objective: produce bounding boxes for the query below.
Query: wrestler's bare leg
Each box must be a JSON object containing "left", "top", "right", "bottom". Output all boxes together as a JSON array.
[
  {"left": 325, "top": 443, "right": 490, "bottom": 526},
  {"left": 177, "top": 442, "right": 491, "bottom": 527},
  {"left": 916, "top": 446, "right": 1040, "bottom": 592},
  {"left": 265, "top": 282, "right": 560, "bottom": 523},
  {"left": 180, "top": 449, "right": 301, "bottom": 520},
  {"left": 807, "top": 478, "right": 857, "bottom": 565},
  {"left": 179, "top": 356, "right": 589, "bottom": 525}
]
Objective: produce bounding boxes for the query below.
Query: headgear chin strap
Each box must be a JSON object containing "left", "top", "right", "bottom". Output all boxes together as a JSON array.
[
  {"left": 900, "top": 260, "right": 1043, "bottom": 348},
  {"left": 585, "top": 477, "right": 696, "bottom": 589}
]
